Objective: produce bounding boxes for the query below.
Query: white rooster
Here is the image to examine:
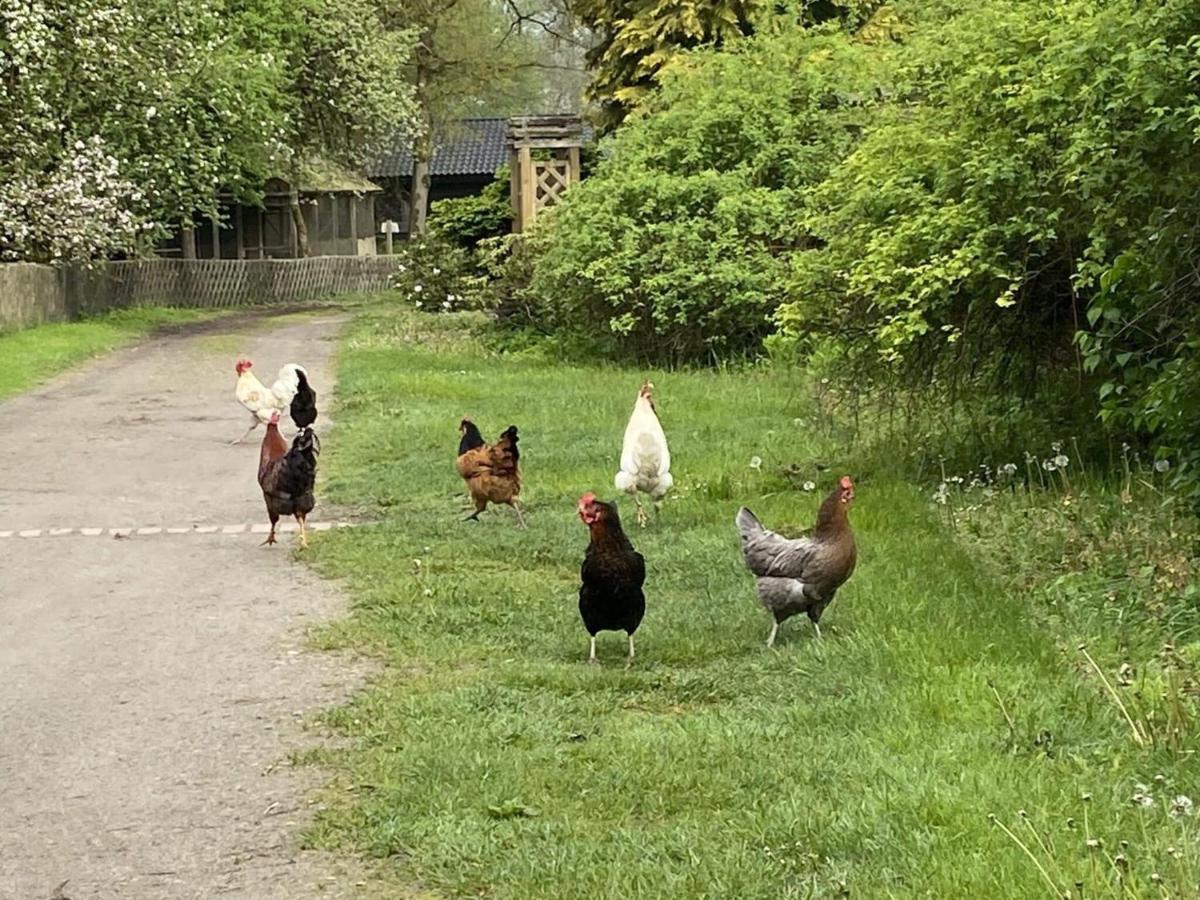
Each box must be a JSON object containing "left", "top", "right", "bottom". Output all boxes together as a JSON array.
[
  {"left": 614, "top": 381, "right": 673, "bottom": 527},
  {"left": 231, "top": 358, "right": 307, "bottom": 444}
]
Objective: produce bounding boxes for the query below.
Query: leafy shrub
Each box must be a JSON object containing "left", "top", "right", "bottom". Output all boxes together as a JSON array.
[
  {"left": 530, "top": 28, "right": 881, "bottom": 364},
  {"left": 776, "top": 0, "right": 1200, "bottom": 489},
  {"left": 428, "top": 166, "right": 512, "bottom": 248},
  {"left": 388, "top": 237, "right": 485, "bottom": 313}
]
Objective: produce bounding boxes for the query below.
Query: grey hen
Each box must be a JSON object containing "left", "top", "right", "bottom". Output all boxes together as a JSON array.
[{"left": 735, "top": 475, "right": 857, "bottom": 647}]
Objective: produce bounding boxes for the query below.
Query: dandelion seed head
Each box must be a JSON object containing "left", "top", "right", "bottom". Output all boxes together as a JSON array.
[
  {"left": 748, "top": 456, "right": 762, "bottom": 471},
  {"left": 802, "top": 481, "right": 816, "bottom": 492},
  {"left": 1154, "top": 459, "right": 1170, "bottom": 473}
]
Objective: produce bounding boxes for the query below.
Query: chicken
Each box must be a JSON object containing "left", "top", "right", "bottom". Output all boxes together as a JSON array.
[
  {"left": 735, "top": 475, "right": 857, "bottom": 647},
  {"left": 231, "top": 359, "right": 308, "bottom": 444},
  {"left": 577, "top": 493, "right": 646, "bottom": 665},
  {"left": 456, "top": 418, "right": 524, "bottom": 526},
  {"left": 258, "top": 411, "right": 320, "bottom": 549},
  {"left": 289, "top": 368, "right": 318, "bottom": 429},
  {"left": 614, "top": 381, "right": 672, "bottom": 527}
]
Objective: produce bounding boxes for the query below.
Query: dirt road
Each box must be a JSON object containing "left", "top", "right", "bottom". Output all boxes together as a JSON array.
[{"left": 0, "top": 311, "right": 363, "bottom": 899}]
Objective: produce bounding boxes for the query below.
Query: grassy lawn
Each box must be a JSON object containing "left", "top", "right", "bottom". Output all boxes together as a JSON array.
[
  {"left": 0, "top": 307, "right": 220, "bottom": 400},
  {"left": 304, "top": 303, "right": 1199, "bottom": 898}
]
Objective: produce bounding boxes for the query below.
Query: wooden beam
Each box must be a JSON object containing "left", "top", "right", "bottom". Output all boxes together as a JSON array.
[
  {"left": 509, "top": 149, "right": 520, "bottom": 232},
  {"left": 517, "top": 147, "right": 535, "bottom": 232},
  {"left": 568, "top": 147, "right": 581, "bottom": 186}
]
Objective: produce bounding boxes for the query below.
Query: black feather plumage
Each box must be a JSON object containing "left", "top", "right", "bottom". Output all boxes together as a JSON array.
[
  {"left": 579, "top": 500, "right": 646, "bottom": 640},
  {"left": 289, "top": 369, "right": 318, "bottom": 429}
]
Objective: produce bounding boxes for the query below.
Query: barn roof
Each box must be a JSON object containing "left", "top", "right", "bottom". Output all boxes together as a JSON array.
[{"left": 370, "top": 118, "right": 510, "bottom": 179}]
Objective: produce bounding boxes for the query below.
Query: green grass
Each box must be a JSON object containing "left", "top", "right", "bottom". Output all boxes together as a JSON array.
[
  {"left": 0, "top": 307, "right": 220, "bottom": 400},
  {"left": 304, "top": 303, "right": 1200, "bottom": 898}
]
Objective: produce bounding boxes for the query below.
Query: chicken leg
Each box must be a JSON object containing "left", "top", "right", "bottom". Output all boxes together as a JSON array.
[
  {"left": 261, "top": 526, "right": 277, "bottom": 547},
  {"left": 511, "top": 501, "right": 527, "bottom": 529},
  {"left": 634, "top": 495, "right": 648, "bottom": 528},
  {"left": 588, "top": 636, "right": 597, "bottom": 664},
  {"left": 296, "top": 515, "right": 309, "bottom": 550},
  {"left": 625, "top": 634, "right": 636, "bottom": 668},
  {"left": 231, "top": 415, "right": 260, "bottom": 445},
  {"left": 766, "top": 621, "right": 779, "bottom": 648}
]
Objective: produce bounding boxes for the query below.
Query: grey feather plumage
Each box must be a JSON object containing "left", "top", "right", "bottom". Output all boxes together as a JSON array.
[{"left": 735, "top": 498, "right": 856, "bottom": 638}]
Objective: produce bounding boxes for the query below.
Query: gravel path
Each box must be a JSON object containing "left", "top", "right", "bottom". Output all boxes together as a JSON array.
[{"left": 0, "top": 310, "right": 366, "bottom": 900}]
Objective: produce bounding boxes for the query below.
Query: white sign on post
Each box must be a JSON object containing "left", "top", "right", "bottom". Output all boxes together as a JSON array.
[{"left": 380, "top": 220, "right": 400, "bottom": 254}]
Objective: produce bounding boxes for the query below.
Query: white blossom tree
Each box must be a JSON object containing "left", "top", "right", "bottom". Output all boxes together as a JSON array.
[{"left": 0, "top": 0, "right": 419, "bottom": 262}]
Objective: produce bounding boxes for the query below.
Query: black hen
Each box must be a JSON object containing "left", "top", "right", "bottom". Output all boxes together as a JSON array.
[
  {"left": 289, "top": 368, "right": 318, "bottom": 429},
  {"left": 577, "top": 493, "right": 646, "bottom": 665},
  {"left": 258, "top": 414, "right": 320, "bottom": 549}
]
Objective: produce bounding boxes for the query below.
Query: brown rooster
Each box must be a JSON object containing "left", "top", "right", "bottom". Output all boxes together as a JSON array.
[
  {"left": 258, "top": 411, "right": 319, "bottom": 548},
  {"left": 456, "top": 418, "right": 524, "bottom": 526},
  {"left": 735, "top": 475, "right": 857, "bottom": 647}
]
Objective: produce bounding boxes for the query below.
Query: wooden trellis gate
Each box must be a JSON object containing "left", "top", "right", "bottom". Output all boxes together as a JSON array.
[{"left": 508, "top": 115, "right": 584, "bottom": 232}]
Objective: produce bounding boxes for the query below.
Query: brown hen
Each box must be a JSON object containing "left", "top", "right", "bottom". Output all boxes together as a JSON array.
[{"left": 456, "top": 418, "right": 524, "bottom": 526}]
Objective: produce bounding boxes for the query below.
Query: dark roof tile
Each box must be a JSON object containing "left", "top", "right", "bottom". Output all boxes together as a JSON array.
[{"left": 370, "top": 118, "right": 509, "bottom": 178}]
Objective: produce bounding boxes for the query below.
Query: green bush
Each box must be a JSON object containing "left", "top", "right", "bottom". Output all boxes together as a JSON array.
[
  {"left": 776, "top": 0, "right": 1200, "bottom": 487},
  {"left": 529, "top": 28, "right": 881, "bottom": 364},
  {"left": 428, "top": 166, "right": 512, "bottom": 248},
  {"left": 388, "top": 237, "right": 485, "bottom": 313}
]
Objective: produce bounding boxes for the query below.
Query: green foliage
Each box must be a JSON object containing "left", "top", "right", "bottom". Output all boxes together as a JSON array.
[
  {"left": 777, "top": 0, "right": 1200, "bottom": 486},
  {"left": 574, "top": 0, "right": 872, "bottom": 130},
  {"left": 428, "top": 167, "right": 513, "bottom": 247},
  {"left": 0, "top": 0, "right": 417, "bottom": 261},
  {"left": 530, "top": 29, "right": 880, "bottom": 363},
  {"left": 388, "top": 237, "right": 486, "bottom": 313}
]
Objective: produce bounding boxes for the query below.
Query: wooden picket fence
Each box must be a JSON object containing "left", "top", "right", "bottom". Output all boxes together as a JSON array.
[{"left": 61, "top": 256, "right": 402, "bottom": 318}]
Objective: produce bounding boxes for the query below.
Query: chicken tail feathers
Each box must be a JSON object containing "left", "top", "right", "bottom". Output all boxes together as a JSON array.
[{"left": 496, "top": 425, "right": 520, "bottom": 465}]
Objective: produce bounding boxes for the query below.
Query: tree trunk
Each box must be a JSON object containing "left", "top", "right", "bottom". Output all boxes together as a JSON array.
[
  {"left": 289, "top": 186, "right": 310, "bottom": 257},
  {"left": 180, "top": 225, "right": 196, "bottom": 259},
  {"left": 409, "top": 32, "right": 434, "bottom": 239}
]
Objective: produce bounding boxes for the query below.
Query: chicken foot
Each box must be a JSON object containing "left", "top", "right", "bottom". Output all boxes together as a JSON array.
[
  {"left": 261, "top": 527, "right": 278, "bottom": 547},
  {"left": 296, "top": 516, "right": 309, "bottom": 550},
  {"left": 634, "top": 496, "right": 648, "bottom": 528},
  {"left": 511, "top": 501, "right": 527, "bottom": 529},
  {"left": 231, "top": 416, "right": 261, "bottom": 445},
  {"left": 766, "top": 619, "right": 821, "bottom": 648},
  {"left": 625, "top": 634, "right": 635, "bottom": 668}
]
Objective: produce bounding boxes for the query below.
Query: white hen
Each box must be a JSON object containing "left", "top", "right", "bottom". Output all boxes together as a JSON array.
[
  {"left": 614, "top": 381, "right": 673, "bottom": 527},
  {"left": 231, "top": 359, "right": 307, "bottom": 444}
]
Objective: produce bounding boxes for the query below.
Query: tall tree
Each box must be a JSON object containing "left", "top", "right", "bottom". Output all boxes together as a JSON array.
[{"left": 571, "top": 0, "right": 873, "bottom": 131}]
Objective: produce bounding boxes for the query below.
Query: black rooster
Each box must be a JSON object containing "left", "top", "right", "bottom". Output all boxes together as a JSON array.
[
  {"left": 577, "top": 493, "right": 646, "bottom": 665},
  {"left": 289, "top": 368, "right": 318, "bottom": 429}
]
